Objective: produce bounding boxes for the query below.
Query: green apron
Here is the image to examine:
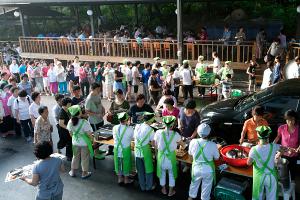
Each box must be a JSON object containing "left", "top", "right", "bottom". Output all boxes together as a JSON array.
[
  {"left": 135, "top": 128, "right": 154, "bottom": 174},
  {"left": 157, "top": 131, "right": 178, "bottom": 179},
  {"left": 113, "top": 125, "right": 132, "bottom": 175},
  {"left": 191, "top": 141, "right": 216, "bottom": 184},
  {"left": 252, "top": 143, "right": 278, "bottom": 200},
  {"left": 72, "top": 120, "right": 94, "bottom": 157}
]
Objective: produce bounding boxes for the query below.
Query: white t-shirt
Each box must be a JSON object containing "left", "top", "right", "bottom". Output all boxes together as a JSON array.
[
  {"left": 261, "top": 68, "right": 273, "bottom": 90},
  {"left": 188, "top": 138, "right": 219, "bottom": 173},
  {"left": 213, "top": 57, "right": 221, "bottom": 73},
  {"left": 13, "top": 96, "right": 32, "bottom": 120},
  {"left": 29, "top": 102, "right": 42, "bottom": 119},
  {"left": 7, "top": 96, "right": 17, "bottom": 118},
  {"left": 10, "top": 64, "right": 19, "bottom": 74},
  {"left": 67, "top": 119, "right": 93, "bottom": 146},
  {"left": 157, "top": 95, "right": 177, "bottom": 109},
  {"left": 131, "top": 66, "right": 139, "bottom": 86},
  {"left": 123, "top": 67, "right": 132, "bottom": 82},
  {"left": 181, "top": 68, "right": 193, "bottom": 85},
  {"left": 47, "top": 69, "right": 57, "bottom": 83},
  {"left": 134, "top": 123, "right": 155, "bottom": 158},
  {"left": 249, "top": 143, "right": 280, "bottom": 170},
  {"left": 154, "top": 129, "right": 181, "bottom": 152},
  {"left": 113, "top": 124, "right": 134, "bottom": 157},
  {"left": 73, "top": 62, "right": 81, "bottom": 77}
]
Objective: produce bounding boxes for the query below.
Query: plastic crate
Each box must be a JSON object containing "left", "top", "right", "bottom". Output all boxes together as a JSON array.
[
  {"left": 231, "top": 89, "right": 243, "bottom": 97},
  {"left": 214, "top": 177, "right": 248, "bottom": 200},
  {"left": 199, "top": 73, "right": 216, "bottom": 85}
]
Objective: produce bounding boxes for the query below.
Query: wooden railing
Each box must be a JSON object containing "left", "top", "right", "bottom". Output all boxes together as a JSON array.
[
  {"left": 287, "top": 43, "right": 300, "bottom": 61},
  {"left": 19, "top": 37, "right": 256, "bottom": 64}
]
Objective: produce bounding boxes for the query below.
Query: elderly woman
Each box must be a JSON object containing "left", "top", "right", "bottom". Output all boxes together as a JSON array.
[
  {"left": 274, "top": 110, "right": 299, "bottom": 180},
  {"left": 217, "top": 61, "right": 234, "bottom": 81},
  {"left": 108, "top": 89, "right": 130, "bottom": 125},
  {"left": 34, "top": 106, "right": 53, "bottom": 144},
  {"left": 21, "top": 141, "right": 65, "bottom": 200},
  {"left": 178, "top": 99, "right": 200, "bottom": 139},
  {"left": 18, "top": 74, "right": 33, "bottom": 96}
]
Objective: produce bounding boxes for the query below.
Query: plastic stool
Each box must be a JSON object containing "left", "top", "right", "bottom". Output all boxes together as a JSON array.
[{"left": 278, "top": 181, "right": 296, "bottom": 200}]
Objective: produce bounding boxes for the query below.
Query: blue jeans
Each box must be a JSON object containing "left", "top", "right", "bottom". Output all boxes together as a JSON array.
[
  {"left": 36, "top": 192, "right": 63, "bottom": 200},
  {"left": 136, "top": 157, "right": 153, "bottom": 191},
  {"left": 20, "top": 119, "right": 33, "bottom": 138},
  {"left": 58, "top": 82, "right": 67, "bottom": 94},
  {"left": 143, "top": 83, "right": 149, "bottom": 102}
]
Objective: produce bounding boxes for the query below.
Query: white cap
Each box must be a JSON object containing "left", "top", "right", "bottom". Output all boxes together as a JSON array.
[{"left": 197, "top": 123, "right": 211, "bottom": 137}]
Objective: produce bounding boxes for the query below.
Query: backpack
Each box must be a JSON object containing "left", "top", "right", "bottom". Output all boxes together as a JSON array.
[{"left": 16, "top": 96, "right": 30, "bottom": 106}]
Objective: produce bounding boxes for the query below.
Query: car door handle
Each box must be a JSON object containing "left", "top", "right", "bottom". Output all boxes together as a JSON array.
[{"left": 223, "top": 122, "right": 232, "bottom": 125}]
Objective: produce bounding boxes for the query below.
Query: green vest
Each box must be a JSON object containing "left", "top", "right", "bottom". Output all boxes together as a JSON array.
[
  {"left": 72, "top": 120, "right": 94, "bottom": 157},
  {"left": 221, "top": 67, "right": 232, "bottom": 80},
  {"left": 134, "top": 127, "right": 154, "bottom": 174},
  {"left": 113, "top": 125, "right": 132, "bottom": 175},
  {"left": 157, "top": 131, "right": 178, "bottom": 179},
  {"left": 195, "top": 64, "right": 206, "bottom": 78},
  {"left": 252, "top": 144, "right": 278, "bottom": 200},
  {"left": 191, "top": 141, "right": 216, "bottom": 184}
]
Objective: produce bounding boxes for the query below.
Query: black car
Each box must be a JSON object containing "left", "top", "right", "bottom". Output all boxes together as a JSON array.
[{"left": 200, "top": 79, "right": 300, "bottom": 144}]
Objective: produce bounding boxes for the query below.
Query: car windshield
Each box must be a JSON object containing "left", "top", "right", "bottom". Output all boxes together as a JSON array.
[{"left": 235, "top": 89, "right": 272, "bottom": 110}]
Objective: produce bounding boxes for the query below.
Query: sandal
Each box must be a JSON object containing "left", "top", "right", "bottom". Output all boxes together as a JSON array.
[
  {"left": 124, "top": 179, "right": 134, "bottom": 185},
  {"left": 81, "top": 172, "right": 92, "bottom": 179},
  {"left": 161, "top": 188, "right": 167, "bottom": 195}
]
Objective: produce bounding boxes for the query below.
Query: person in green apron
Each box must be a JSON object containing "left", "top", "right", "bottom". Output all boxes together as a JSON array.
[
  {"left": 134, "top": 112, "right": 156, "bottom": 191},
  {"left": 217, "top": 61, "right": 234, "bottom": 81},
  {"left": 66, "top": 105, "right": 94, "bottom": 179},
  {"left": 113, "top": 112, "right": 134, "bottom": 184},
  {"left": 195, "top": 55, "right": 207, "bottom": 97},
  {"left": 154, "top": 115, "right": 184, "bottom": 196},
  {"left": 188, "top": 123, "right": 220, "bottom": 200},
  {"left": 247, "top": 125, "right": 287, "bottom": 200},
  {"left": 160, "top": 61, "right": 169, "bottom": 80}
]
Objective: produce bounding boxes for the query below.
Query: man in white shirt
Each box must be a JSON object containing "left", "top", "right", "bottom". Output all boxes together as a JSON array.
[
  {"left": 132, "top": 61, "right": 140, "bottom": 100},
  {"left": 9, "top": 59, "right": 20, "bottom": 82},
  {"left": 261, "top": 62, "right": 273, "bottom": 90},
  {"left": 14, "top": 89, "right": 33, "bottom": 142},
  {"left": 134, "top": 112, "right": 156, "bottom": 191},
  {"left": 29, "top": 92, "right": 43, "bottom": 127},
  {"left": 72, "top": 56, "right": 81, "bottom": 84},
  {"left": 188, "top": 123, "right": 219, "bottom": 200}
]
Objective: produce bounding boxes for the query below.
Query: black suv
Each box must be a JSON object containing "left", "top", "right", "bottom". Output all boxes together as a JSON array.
[{"left": 200, "top": 79, "right": 300, "bottom": 144}]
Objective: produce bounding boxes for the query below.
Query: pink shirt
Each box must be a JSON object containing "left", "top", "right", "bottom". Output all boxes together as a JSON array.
[
  {"left": 1, "top": 92, "right": 12, "bottom": 116},
  {"left": 162, "top": 107, "right": 180, "bottom": 119},
  {"left": 277, "top": 124, "right": 299, "bottom": 157},
  {"left": 42, "top": 66, "right": 49, "bottom": 77}
]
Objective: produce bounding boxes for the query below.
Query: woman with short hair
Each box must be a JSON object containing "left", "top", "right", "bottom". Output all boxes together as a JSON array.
[{"left": 20, "top": 141, "right": 65, "bottom": 200}]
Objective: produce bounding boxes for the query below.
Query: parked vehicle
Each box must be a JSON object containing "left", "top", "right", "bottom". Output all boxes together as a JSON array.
[{"left": 200, "top": 79, "right": 300, "bottom": 144}]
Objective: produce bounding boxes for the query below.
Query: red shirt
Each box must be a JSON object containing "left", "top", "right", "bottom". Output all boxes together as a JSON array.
[{"left": 277, "top": 124, "right": 299, "bottom": 157}]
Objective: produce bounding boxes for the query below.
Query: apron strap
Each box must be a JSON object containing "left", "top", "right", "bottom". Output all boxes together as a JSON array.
[
  {"left": 161, "top": 130, "right": 175, "bottom": 156},
  {"left": 136, "top": 128, "right": 154, "bottom": 150},
  {"left": 73, "top": 120, "right": 85, "bottom": 142},
  {"left": 115, "top": 125, "right": 128, "bottom": 151}
]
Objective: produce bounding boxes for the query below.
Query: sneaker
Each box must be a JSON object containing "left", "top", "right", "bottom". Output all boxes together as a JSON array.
[{"left": 69, "top": 171, "right": 76, "bottom": 177}]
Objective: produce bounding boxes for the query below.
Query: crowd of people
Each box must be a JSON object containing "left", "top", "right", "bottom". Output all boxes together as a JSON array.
[{"left": 0, "top": 53, "right": 299, "bottom": 200}]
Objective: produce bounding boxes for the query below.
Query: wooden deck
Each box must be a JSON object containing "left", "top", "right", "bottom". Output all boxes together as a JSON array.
[{"left": 19, "top": 37, "right": 257, "bottom": 70}]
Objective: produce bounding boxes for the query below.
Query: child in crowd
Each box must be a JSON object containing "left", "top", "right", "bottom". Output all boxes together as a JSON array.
[
  {"left": 113, "top": 112, "right": 134, "bottom": 184},
  {"left": 246, "top": 60, "right": 257, "bottom": 92},
  {"left": 7, "top": 87, "right": 21, "bottom": 137},
  {"left": 215, "top": 74, "right": 233, "bottom": 100},
  {"left": 14, "top": 89, "right": 34, "bottom": 142},
  {"left": 154, "top": 116, "right": 184, "bottom": 197},
  {"left": 47, "top": 63, "right": 58, "bottom": 96},
  {"left": 66, "top": 65, "right": 75, "bottom": 95},
  {"left": 134, "top": 112, "right": 156, "bottom": 191}
]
